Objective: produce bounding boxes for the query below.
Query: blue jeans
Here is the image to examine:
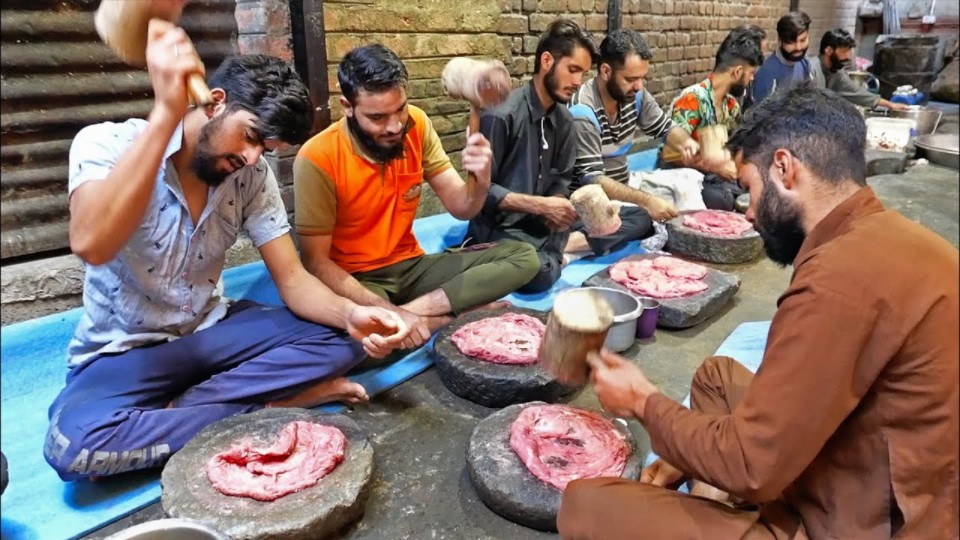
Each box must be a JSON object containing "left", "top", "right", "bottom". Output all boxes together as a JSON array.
[{"left": 44, "top": 301, "right": 364, "bottom": 481}]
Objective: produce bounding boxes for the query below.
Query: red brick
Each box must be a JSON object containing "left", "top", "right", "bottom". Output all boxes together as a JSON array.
[{"left": 238, "top": 34, "right": 293, "bottom": 61}]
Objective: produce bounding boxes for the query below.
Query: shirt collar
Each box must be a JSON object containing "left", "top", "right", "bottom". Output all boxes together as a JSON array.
[
  {"left": 163, "top": 122, "right": 186, "bottom": 160},
  {"left": 795, "top": 186, "right": 885, "bottom": 265},
  {"left": 524, "top": 80, "right": 550, "bottom": 122},
  {"left": 775, "top": 47, "right": 806, "bottom": 67}
]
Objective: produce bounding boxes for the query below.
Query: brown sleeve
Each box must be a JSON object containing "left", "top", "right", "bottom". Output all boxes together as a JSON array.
[
  {"left": 642, "top": 269, "right": 900, "bottom": 502},
  {"left": 420, "top": 113, "right": 454, "bottom": 180},
  {"left": 293, "top": 157, "right": 337, "bottom": 236}
]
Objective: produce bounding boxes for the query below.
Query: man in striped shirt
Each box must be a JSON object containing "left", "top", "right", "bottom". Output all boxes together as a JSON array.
[{"left": 568, "top": 29, "right": 699, "bottom": 258}]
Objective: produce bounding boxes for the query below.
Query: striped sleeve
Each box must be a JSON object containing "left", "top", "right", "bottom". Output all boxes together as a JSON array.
[{"left": 636, "top": 89, "right": 674, "bottom": 140}]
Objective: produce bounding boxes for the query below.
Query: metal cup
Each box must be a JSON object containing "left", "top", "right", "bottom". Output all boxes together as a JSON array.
[{"left": 635, "top": 298, "right": 660, "bottom": 339}]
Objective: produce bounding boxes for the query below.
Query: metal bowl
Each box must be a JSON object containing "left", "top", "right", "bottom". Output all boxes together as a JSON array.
[
  {"left": 888, "top": 108, "right": 943, "bottom": 136},
  {"left": 572, "top": 287, "right": 641, "bottom": 353},
  {"left": 915, "top": 134, "right": 960, "bottom": 170},
  {"left": 103, "top": 519, "right": 229, "bottom": 540}
]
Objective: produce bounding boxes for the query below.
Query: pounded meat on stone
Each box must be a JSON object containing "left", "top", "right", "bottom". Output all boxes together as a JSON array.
[
  {"left": 451, "top": 313, "right": 546, "bottom": 365},
  {"left": 206, "top": 421, "right": 346, "bottom": 502},
  {"left": 609, "top": 256, "right": 709, "bottom": 299},
  {"left": 509, "top": 405, "right": 629, "bottom": 491},
  {"left": 682, "top": 210, "right": 753, "bottom": 237}
]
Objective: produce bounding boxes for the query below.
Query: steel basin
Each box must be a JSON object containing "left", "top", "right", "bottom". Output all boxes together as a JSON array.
[
  {"left": 868, "top": 108, "right": 943, "bottom": 136},
  {"left": 103, "top": 519, "right": 229, "bottom": 540},
  {"left": 915, "top": 134, "right": 960, "bottom": 170},
  {"left": 572, "top": 287, "right": 641, "bottom": 353}
]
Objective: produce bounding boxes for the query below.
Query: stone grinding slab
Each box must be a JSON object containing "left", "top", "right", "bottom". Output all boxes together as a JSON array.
[
  {"left": 583, "top": 253, "right": 741, "bottom": 329},
  {"left": 665, "top": 210, "right": 763, "bottom": 264},
  {"left": 432, "top": 307, "right": 582, "bottom": 408},
  {"left": 466, "top": 401, "right": 642, "bottom": 532},
  {"left": 161, "top": 408, "right": 373, "bottom": 540}
]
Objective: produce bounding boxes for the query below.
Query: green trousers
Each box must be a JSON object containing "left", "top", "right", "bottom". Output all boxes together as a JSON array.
[{"left": 352, "top": 240, "right": 540, "bottom": 314}]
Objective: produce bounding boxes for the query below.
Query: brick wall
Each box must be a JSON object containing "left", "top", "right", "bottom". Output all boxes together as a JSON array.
[
  {"left": 797, "top": 0, "right": 859, "bottom": 53},
  {"left": 236, "top": 0, "right": 295, "bottom": 61},
  {"left": 321, "top": 0, "right": 790, "bottom": 170}
]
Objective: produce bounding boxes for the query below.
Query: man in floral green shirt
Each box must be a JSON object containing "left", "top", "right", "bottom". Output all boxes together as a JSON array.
[{"left": 666, "top": 34, "right": 762, "bottom": 211}]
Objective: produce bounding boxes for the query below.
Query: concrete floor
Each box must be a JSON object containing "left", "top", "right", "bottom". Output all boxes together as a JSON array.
[{"left": 82, "top": 162, "right": 958, "bottom": 539}]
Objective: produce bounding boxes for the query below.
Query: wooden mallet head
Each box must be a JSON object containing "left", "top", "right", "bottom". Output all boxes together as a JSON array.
[
  {"left": 95, "top": 0, "right": 213, "bottom": 105},
  {"left": 441, "top": 57, "right": 511, "bottom": 134}
]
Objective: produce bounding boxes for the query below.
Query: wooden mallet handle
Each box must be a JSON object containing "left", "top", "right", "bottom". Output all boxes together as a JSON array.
[{"left": 187, "top": 73, "right": 213, "bottom": 106}]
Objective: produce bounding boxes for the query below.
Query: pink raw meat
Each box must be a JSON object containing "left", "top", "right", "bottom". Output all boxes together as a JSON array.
[
  {"left": 206, "top": 421, "right": 346, "bottom": 501},
  {"left": 609, "top": 256, "right": 709, "bottom": 299},
  {"left": 510, "top": 404, "right": 629, "bottom": 491},
  {"left": 682, "top": 210, "right": 753, "bottom": 237},
  {"left": 451, "top": 313, "right": 546, "bottom": 365}
]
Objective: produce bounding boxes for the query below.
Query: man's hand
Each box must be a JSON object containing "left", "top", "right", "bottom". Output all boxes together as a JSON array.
[
  {"left": 540, "top": 196, "right": 578, "bottom": 231},
  {"left": 881, "top": 100, "right": 909, "bottom": 112},
  {"left": 644, "top": 195, "right": 679, "bottom": 222},
  {"left": 462, "top": 132, "right": 493, "bottom": 193},
  {"left": 640, "top": 458, "right": 687, "bottom": 489},
  {"left": 346, "top": 306, "right": 409, "bottom": 358},
  {"left": 678, "top": 138, "right": 701, "bottom": 167},
  {"left": 145, "top": 19, "right": 206, "bottom": 122},
  {"left": 394, "top": 308, "right": 432, "bottom": 350},
  {"left": 585, "top": 348, "right": 660, "bottom": 420}
]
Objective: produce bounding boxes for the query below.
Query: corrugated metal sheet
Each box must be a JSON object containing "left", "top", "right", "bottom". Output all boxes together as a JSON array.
[{"left": 1, "top": 0, "right": 239, "bottom": 261}]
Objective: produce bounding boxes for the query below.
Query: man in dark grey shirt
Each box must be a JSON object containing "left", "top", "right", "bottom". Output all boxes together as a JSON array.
[
  {"left": 466, "top": 19, "right": 598, "bottom": 293},
  {"left": 568, "top": 29, "right": 700, "bottom": 258},
  {"left": 810, "top": 29, "right": 906, "bottom": 111}
]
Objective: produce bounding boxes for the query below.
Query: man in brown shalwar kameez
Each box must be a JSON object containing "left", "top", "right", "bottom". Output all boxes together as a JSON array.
[{"left": 558, "top": 84, "right": 959, "bottom": 540}]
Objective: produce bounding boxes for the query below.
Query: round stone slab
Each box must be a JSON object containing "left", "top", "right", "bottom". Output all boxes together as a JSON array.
[
  {"left": 583, "top": 253, "right": 741, "bottom": 329},
  {"left": 467, "top": 401, "right": 642, "bottom": 532},
  {"left": 432, "top": 307, "right": 581, "bottom": 408},
  {"left": 161, "top": 408, "right": 374, "bottom": 540},
  {"left": 665, "top": 210, "right": 763, "bottom": 264}
]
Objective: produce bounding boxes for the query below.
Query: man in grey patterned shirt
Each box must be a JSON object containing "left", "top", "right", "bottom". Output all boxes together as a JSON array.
[
  {"left": 568, "top": 29, "right": 700, "bottom": 258},
  {"left": 43, "top": 21, "right": 408, "bottom": 481}
]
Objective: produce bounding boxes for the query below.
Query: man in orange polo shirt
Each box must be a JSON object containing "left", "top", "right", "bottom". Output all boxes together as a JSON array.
[{"left": 294, "top": 44, "right": 540, "bottom": 348}]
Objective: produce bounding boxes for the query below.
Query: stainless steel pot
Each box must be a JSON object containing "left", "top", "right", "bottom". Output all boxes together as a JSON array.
[
  {"left": 888, "top": 108, "right": 942, "bottom": 136},
  {"left": 104, "top": 519, "right": 229, "bottom": 540},
  {"left": 915, "top": 134, "right": 960, "bottom": 170},
  {"left": 574, "top": 287, "right": 641, "bottom": 353}
]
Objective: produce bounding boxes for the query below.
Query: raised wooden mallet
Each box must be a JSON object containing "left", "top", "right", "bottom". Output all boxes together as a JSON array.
[
  {"left": 95, "top": 0, "right": 213, "bottom": 105},
  {"left": 441, "top": 57, "right": 511, "bottom": 196}
]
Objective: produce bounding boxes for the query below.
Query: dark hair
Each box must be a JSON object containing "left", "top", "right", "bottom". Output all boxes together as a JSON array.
[
  {"left": 208, "top": 54, "right": 313, "bottom": 145},
  {"left": 820, "top": 28, "right": 857, "bottom": 55},
  {"left": 727, "top": 82, "right": 866, "bottom": 187},
  {"left": 534, "top": 18, "right": 599, "bottom": 74},
  {"left": 599, "top": 28, "right": 653, "bottom": 69},
  {"left": 714, "top": 34, "right": 763, "bottom": 71},
  {"left": 776, "top": 12, "right": 811, "bottom": 43},
  {"left": 337, "top": 44, "right": 409, "bottom": 104},
  {"left": 728, "top": 24, "right": 767, "bottom": 45}
]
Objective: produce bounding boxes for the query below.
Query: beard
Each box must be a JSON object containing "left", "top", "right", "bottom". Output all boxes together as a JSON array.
[
  {"left": 545, "top": 64, "right": 574, "bottom": 104},
  {"left": 828, "top": 53, "right": 851, "bottom": 73},
  {"left": 754, "top": 168, "right": 807, "bottom": 267},
  {"left": 605, "top": 75, "right": 635, "bottom": 104},
  {"left": 780, "top": 46, "right": 807, "bottom": 62},
  {"left": 347, "top": 115, "right": 406, "bottom": 163},
  {"left": 191, "top": 114, "right": 233, "bottom": 187},
  {"left": 730, "top": 82, "right": 748, "bottom": 98}
]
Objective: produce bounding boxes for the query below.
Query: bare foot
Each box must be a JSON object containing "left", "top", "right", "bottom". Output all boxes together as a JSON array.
[
  {"left": 421, "top": 314, "right": 453, "bottom": 334},
  {"left": 466, "top": 300, "right": 514, "bottom": 312},
  {"left": 689, "top": 480, "right": 737, "bottom": 506},
  {"left": 267, "top": 377, "right": 369, "bottom": 408}
]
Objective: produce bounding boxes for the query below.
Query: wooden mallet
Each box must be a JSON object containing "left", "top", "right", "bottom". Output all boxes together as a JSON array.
[
  {"left": 95, "top": 0, "right": 213, "bottom": 105},
  {"left": 441, "top": 57, "right": 511, "bottom": 194}
]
